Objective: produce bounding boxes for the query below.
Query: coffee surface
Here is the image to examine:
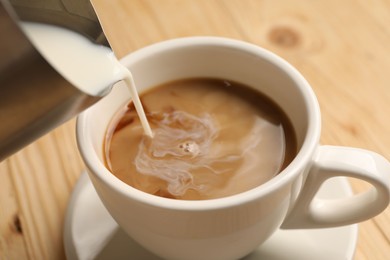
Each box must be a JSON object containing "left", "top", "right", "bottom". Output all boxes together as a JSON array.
[{"left": 105, "top": 78, "right": 296, "bottom": 200}]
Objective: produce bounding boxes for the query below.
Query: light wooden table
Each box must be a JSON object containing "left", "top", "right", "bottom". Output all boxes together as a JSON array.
[{"left": 1, "top": 0, "right": 390, "bottom": 259}]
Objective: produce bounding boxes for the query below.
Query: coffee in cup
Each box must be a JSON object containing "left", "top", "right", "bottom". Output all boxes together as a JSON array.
[{"left": 104, "top": 77, "right": 297, "bottom": 200}]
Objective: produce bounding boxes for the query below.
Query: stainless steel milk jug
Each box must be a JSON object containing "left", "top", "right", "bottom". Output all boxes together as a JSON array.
[{"left": 0, "top": 0, "right": 112, "bottom": 160}]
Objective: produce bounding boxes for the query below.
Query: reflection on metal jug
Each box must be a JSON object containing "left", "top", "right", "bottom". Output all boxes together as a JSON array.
[{"left": 0, "top": 0, "right": 112, "bottom": 160}]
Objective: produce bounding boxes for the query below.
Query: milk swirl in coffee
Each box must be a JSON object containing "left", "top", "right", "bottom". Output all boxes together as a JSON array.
[{"left": 105, "top": 79, "right": 297, "bottom": 200}]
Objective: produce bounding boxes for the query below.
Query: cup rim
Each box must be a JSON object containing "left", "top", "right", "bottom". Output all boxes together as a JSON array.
[{"left": 77, "top": 36, "right": 321, "bottom": 211}]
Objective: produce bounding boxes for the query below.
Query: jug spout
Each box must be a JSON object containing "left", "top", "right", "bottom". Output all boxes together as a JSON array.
[{"left": 0, "top": 0, "right": 115, "bottom": 161}]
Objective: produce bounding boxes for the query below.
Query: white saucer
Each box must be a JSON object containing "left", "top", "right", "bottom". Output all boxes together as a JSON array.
[{"left": 64, "top": 172, "right": 358, "bottom": 260}]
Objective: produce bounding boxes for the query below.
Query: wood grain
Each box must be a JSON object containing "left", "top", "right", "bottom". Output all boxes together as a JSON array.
[{"left": 1, "top": 0, "right": 390, "bottom": 259}]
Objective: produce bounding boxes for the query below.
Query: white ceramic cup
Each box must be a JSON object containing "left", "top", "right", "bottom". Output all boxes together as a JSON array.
[{"left": 77, "top": 37, "right": 390, "bottom": 260}]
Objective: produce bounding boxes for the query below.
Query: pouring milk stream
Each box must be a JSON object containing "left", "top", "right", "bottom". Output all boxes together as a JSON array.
[{"left": 21, "top": 22, "right": 154, "bottom": 138}]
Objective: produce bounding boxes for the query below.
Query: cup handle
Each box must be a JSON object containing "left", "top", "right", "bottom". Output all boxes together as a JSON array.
[{"left": 281, "top": 145, "right": 390, "bottom": 229}]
